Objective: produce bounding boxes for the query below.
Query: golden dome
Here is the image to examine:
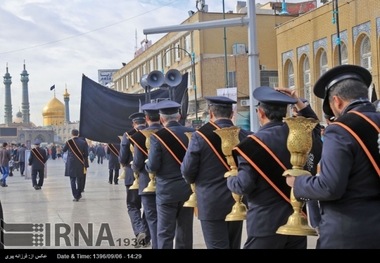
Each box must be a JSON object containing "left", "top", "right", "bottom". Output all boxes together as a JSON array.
[{"left": 42, "top": 97, "right": 65, "bottom": 117}]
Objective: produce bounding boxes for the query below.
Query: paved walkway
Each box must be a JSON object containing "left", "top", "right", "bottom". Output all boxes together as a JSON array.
[{"left": 0, "top": 158, "right": 317, "bottom": 249}]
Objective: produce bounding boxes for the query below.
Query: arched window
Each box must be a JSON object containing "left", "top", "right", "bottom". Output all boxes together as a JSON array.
[
  {"left": 303, "top": 57, "right": 311, "bottom": 102},
  {"left": 360, "top": 36, "right": 371, "bottom": 71},
  {"left": 320, "top": 50, "right": 328, "bottom": 75},
  {"left": 288, "top": 62, "right": 295, "bottom": 90},
  {"left": 341, "top": 43, "right": 348, "bottom": 65}
]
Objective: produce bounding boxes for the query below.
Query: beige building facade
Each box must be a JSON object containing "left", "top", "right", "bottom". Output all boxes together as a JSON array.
[
  {"left": 112, "top": 9, "right": 294, "bottom": 129},
  {"left": 277, "top": 0, "right": 380, "bottom": 121}
]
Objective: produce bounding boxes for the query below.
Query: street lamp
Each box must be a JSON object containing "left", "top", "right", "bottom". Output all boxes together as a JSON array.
[{"left": 162, "top": 46, "right": 198, "bottom": 120}]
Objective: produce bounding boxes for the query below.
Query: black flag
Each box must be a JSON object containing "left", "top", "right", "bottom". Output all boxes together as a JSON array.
[
  {"left": 79, "top": 73, "right": 188, "bottom": 144},
  {"left": 50, "top": 85, "right": 55, "bottom": 91}
]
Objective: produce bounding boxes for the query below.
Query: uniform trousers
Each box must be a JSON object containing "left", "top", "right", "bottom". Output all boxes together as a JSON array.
[
  {"left": 141, "top": 194, "right": 158, "bottom": 249},
  {"left": 31, "top": 168, "right": 44, "bottom": 187},
  {"left": 109, "top": 169, "right": 119, "bottom": 184},
  {"left": 19, "top": 162, "right": 25, "bottom": 176},
  {"left": 307, "top": 200, "right": 321, "bottom": 229},
  {"left": 70, "top": 175, "right": 83, "bottom": 200},
  {"left": 200, "top": 220, "right": 243, "bottom": 249},
  {"left": 156, "top": 201, "right": 193, "bottom": 249},
  {"left": 125, "top": 186, "right": 150, "bottom": 244},
  {"left": 243, "top": 234, "right": 306, "bottom": 249}
]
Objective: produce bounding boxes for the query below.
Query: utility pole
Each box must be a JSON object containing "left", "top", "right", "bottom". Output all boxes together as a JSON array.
[{"left": 143, "top": 1, "right": 260, "bottom": 132}]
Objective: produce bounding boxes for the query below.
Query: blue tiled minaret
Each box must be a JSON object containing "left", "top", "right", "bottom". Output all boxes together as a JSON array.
[
  {"left": 3, "top": 63, "right": 12, "bottom": 125},
  {"left": 20, "top": 61, "right": 30, "bottom": 123}
]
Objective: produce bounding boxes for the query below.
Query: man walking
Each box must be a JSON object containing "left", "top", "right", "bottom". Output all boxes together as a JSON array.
[
  {"left": 28, "top": 140, "right": 47, "bottom": 190},
  {"left": 145, "top": 100, "right": 195, "bottom": 249},
  {"left": 17, "top": 144, "right": 26, "bottom": 176},
  {"left": 63, "top": 129, "right": 88, "bottom": 202},
  {"left": 181, "top": 96, "right": 251, "bottom": 249}
]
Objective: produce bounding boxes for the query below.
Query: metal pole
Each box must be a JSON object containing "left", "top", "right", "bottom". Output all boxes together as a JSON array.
[
  {"left": 143, "top": 17, "right": 249, "bottom": 35},
  {"left": 223, "top": 0, "right": 228, "bottom": 89},
  {"left": 334, "top": 0, "right": 342, "bottom": 65},
  {"left": 143, "top": 3, "right": 259, "bottom": 131},
  {"left": 247, "top": 0, "right": 260, "bottom": 132}
]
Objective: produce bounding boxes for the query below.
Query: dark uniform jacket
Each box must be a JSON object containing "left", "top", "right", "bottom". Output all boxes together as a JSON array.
[
  {"left": 181, "top": 119, "right": 251, "bottom": 220},
  {"left": 227, "top": 106, "right": 321, "bottom": 237},
  {"left": 119, "top": 125, "right": 145, "bottom": 186},
  {"left": 294, "top": 103, "right": 380, "bottom": 249},
  {"left": 107, "top": 144, "right": 120, "bottom": 170},
  {"left": 28, "top": 147, "right": 47, "bottom": 170},
  {"left": 132, "top": 123, "right": 162, "bottom": 195},
  {"left": 145, "top": 121, "right": 195, "bottom": 205},
  {"left": 63, "top": 137, "right": 88, "bottom": 177}
]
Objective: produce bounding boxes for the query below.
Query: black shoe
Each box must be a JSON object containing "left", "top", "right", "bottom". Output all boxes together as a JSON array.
[
  {"left": 108, "top": 181, "right": 112, "bottom": 184},
  {"left": 34, "top": 186, "right": 38, "bottom": 190},
  {"left": 136, "top": 232, "right": 146, "bottom": 245},
  {"left": 1, "top": 184, "right": 8, "bottom": 187},
  {"left": 73, "top": 198, "right": 79, "bottom": 202}
]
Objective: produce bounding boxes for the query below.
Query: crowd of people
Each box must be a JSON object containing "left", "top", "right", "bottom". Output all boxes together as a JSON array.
[{"left": 1, "top": 64, "right": 380, "bottom": 249}]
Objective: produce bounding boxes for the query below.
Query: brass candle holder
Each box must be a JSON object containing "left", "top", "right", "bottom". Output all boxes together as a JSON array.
[
  {"left": 183, "top": 132, "right": 197, "bottom": 208},
  {"left": 214, "top": 126, "right": 247, "bottom": 221},
  {"left": 141, "top": 129, "right": 158, "bottom": 193},
  {"left": 129, "top": 144, "right": 139, "bottom": 190},
  {"left": 276, "top": 116, "right": 319, "bottom": 236},
  {"left": 118, "top": 165, "right": 126, "bottom": 179}
]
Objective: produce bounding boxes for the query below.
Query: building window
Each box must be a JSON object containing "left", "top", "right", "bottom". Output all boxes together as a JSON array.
[
  {"left": 165, "top": 48, "right": 171, "bottom": 67},
  {"left": 287, "top": 62, "right": 295, "bottom": 90},
  {"left": 142, "top": 63, "right": 147, "bottom": 75},
  {"left": 136, "top": 67, "right": 141, "bottom": 83},
  {"left": 269, "top": 76, "right": 278, "bottom": 88},
  {"left": 157, "top": 54, "right": 162, "bottom": 70},
  {"left": 125, "top": 75, "right": 129, "bottom": 90},
  {"left": 228, "top": 71, "right": 236, "bottom": 87},
  {"left": 303, "top": 57, "right": 311, "bottom": 103},
  {"left": 360, "top": 36, "right": 371, "bottom": 71},
  {"left": 340, "top": 43, "right": 348, "bottom": 65},
  {"left": 320, "top": 50, "right": 328, "bottom": 75},
  {"left": 150, "top": 59, "right": 154, "bottom": 71},
  {"left": 175, "top": 42, "right": 180, "bottom": 62},
  {"left": 185, "top": 34, "right": 191, "bottom": 55},
  {"left": 187, "top": 69, "right": 192, "bottom": 88}
]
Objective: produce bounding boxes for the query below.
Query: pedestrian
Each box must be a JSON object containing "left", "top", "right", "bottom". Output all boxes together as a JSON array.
[
  {"left": 226, "top": 86, "right": 321, "bottom": 249},
  {"left": 63, "top": 129, "right": 88, "bottom": 202},
  {"left": 119, "top": 112, "right": 150, "bottom": 248},
  {"left": 28, "top": 140, "right": 47, "bottom": 190},
  {"left": 286, "top": 64, "right": 380, "bottom": 249},
  {"left": 131, "top": 102, "right": 162, "bottom": 249},
  {"left": 0, "top": 142, "right": 11, "bottom": 187},
  {"left": 181, "top": 96, "right": 252, "bottom": 249},
  {"left": 107, "top": 143, "right": 120, "bottom": 185},
  {"left": 96, "top": 144, "right": 105, "bottom": 164},
  {"left": 18, "top": 144, "right": 26, "bottom": 176},
  {"left": 145, "top": 100, "right": 195, "bottom": 249}
]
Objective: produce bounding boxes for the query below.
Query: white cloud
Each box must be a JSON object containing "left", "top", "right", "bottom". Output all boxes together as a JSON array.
[{"left": 0, "top": 0, "right": 317, "bottom": 126}]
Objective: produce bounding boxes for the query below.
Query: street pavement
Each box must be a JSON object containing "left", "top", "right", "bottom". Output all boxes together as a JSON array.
[{"left": 0, "top": 158, "right": 317, "bottom": 249}]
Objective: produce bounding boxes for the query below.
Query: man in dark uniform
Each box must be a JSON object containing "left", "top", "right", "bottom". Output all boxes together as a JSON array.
[
  {"left": 287, "top": 64, "right": 380, "bottom": 249},
  {"left": 28, "top": 140, "right": 47, "bottom": 190},
  {"left": 107, "top": 143, "right": 120, "bottom": 185},
  {"left": 63, "top": 129, "right": 88, "bottom": 202},
  {"left": 145, "top": 100, "right": 195, "bottom": 249},
  {"left": 132, "top": 102, "right": 162, "bottom": 249},
  {"left": 227, "top": 86, "right": 321, "bottom": 249},
  {"left": 119, "top": 112, "right": 150, "bottom": 248},
  {"left": 181, "top": 96, "right": 251, "bottom": 249}
]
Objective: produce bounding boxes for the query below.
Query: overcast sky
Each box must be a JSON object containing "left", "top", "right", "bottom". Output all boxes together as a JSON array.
[{"left": 0, "top": 0, "right": 321, "bottom": 126}]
